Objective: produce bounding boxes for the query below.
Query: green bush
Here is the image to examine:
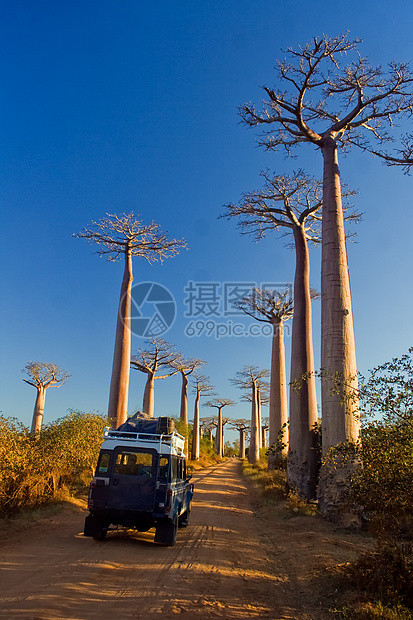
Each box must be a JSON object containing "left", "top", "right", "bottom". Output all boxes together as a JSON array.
[{"left": 0, "top": 411, "right": 107, "bottom": 516}]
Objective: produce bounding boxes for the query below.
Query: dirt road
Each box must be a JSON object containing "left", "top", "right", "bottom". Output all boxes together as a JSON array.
[{"left": 0, "top": 460, "right": 366, "bottom": 619}]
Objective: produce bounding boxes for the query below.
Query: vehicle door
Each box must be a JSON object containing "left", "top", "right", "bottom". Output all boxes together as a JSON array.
[
  {"left": 170, "top": 456, "right": 191, "bottom": 516},
  {"left": 107, "top": 447, "right": 156, "bottom": 512}
]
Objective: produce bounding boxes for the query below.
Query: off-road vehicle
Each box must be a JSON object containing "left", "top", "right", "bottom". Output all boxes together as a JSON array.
[{"left": 84, "top": 414, "right": 193, "bottom": 546}]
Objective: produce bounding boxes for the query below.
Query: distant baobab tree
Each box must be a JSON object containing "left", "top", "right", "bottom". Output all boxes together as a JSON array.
[
  {"left": 22, "top": 362, "right": 70, "bottom": 433},
  {"left": 130, "top": 338, "right": 180, "bottom": 417},
  {"left": 74, "top": 213, "right": 186, "bottom": 428},
  {"left": 262, "top": 416, "right": 269, "bottom": 449},
  {"left": 241, "top": 379, "right": 269, "bottom": 452},
  {"left": 191, "top": 374, "right": 215, "bottom": 461},
  {"left": 203, "top": 398, "right": 236, "bottom": 458},
  {"left": 235, "top": 287, "right": 293, "bottom": 460},
  {"left": 170, "top": 357, "right": 205, "bottom": 425},
  {"left": 231, "top": 366, "right": 269, "bottom": 464},
  {"left": 239, "top": 34, "right": 413, "bottom": 455},
  {"left": 229, "top": 419, "right": 250, "bottom": 459},
  {"left": 199, "top": 416, "right": 216, "bottom": 444}
]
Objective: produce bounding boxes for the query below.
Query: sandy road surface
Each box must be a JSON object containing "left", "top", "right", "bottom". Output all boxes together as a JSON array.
[{"left": 0, "top": 460, "right": 285, "bottom": 620}]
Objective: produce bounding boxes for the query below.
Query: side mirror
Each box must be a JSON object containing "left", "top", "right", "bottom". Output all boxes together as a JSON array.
[{"left": 186, "top": 466, "right": 193, "bottom": 480}]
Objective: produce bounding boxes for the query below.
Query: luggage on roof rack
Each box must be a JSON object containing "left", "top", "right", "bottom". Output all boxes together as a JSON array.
[{"left": 116, "top": 412, "right": 175, "bottom": 435}]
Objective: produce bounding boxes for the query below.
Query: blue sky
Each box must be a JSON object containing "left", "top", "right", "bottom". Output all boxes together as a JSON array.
[{"left": 1, "top": 0, "right": 412, "bottom": 440}]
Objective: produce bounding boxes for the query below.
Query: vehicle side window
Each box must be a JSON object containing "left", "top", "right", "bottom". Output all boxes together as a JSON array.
[
  {"left": 172, "top": 458, "right": 185, "bottom": 481},
  {"left": 158, "top": 456, "right": 169, "bottom": 480},
  {"left": 171, "top": 456, "right": 178, "bottom": 481},
  {"left": 114, "top": 450, "right": 153, "bottom": 476},
  {"left": 96, "top": 452, "right": 111, "bottom": 474}
]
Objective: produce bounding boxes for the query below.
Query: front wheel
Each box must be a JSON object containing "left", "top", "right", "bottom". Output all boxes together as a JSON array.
[{"left": 154, "top": 515, "right": 178, "bottom": 546}]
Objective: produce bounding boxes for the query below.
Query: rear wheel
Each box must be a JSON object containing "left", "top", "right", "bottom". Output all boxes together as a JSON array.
[
  {"left": 84, "top": 515, "right": 108, "bottom": 541},
  {"left": 93, "top": 528, "right": 107, "bottom": 541},
  {"left": 154, "top": 514, "right": 178, "bottom": 546}
]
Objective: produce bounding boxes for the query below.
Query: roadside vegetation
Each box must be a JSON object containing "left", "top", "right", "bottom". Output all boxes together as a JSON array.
[
  {"left": 0, "top": 411, "right": 106, "bottom": 517},
  {"left": 242, "top": 344, "right": 413, "bottom": 620}
]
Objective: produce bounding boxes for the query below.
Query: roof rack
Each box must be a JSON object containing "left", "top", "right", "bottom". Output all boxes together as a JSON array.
[{"left": 102, "top": 427, "right": 186, "bottom": 456}]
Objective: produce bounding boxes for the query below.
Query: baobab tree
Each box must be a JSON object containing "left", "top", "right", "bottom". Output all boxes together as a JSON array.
[
  {"left": 235, "top": 287, "right": 293, "bottom": 458},
  {"left": 241, "top": 380, "right": 269, "bottom": 453},
  {"left": 231, "top": 366, "right": 269, "bottom": 464},
  {"left": 203, "top": 398, "right": 236, "bottom": 458},
  {"left": 239, "top": 34, "right": 413, "bottom": 454},
  {"left": 199, "top": 416, "right": 216, "bottom": 444},
  {"left": 130, "top": 338, "right": 180, "bottom": 417},
  {"left": 226, "top": 173, "right": 358, "bottom": 496},
  {"left": 170, "top": 357, "right": 205, "bottom": 425},
  {"left": 191, "top": 374, "right": 214, "bottom": 461},
  {"left": 74, "top": 213, "right": 186, "bottom": 428},
  {"left": 262, "top": 417, "right": 269, "bottom": 449},
  {"left": 22, "top": 362, "right": 70, "bottom": 433},
  {"left": 229, "top": 419, "right": 250, "bottom": 459}
]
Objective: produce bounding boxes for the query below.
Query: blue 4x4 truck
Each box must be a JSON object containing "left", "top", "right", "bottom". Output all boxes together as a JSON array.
[{"left": 84, "top": 415, "right": 194, "bottom": 546}]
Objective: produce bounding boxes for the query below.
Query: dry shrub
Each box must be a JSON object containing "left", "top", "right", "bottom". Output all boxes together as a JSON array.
[
  {"left": 0, "top": 412, "right": 107, "bottom": 516},
  {"left": 347, "top": 543, "right": 413, "bottom": 611}
]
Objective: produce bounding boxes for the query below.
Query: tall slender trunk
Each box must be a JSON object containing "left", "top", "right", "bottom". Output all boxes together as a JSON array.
[
  {"left": 222, "top": 424, "right": 225, "bottom": 455},
  {"left": 108, "top": 249, "right": 133, "bottom": 428},
  {"left": 248, "top": 383, "right": 260, "bottom": 463},
  {"left": 191, "top": 392, "right": 200, "bottom": 460},
  {"left": 287, "top": 225, "right": 319, "bottom": 499},
  {"left": 321, "top": 138, "right": 359, "bottom": 454},
  {"left": 142, "top": 372, "right": 155, "bottom": 417},
  {"left": 256, "top": 389, "right": 262, "bottom": 450},
  {"left": 208, "top": 428, "right": 213, "bottom": 443},
  {"left": 180, "top": 372, "right": 188, "bottom": 424},
  {"left": 269, "top": 320, "right": 288, "bottom": 450},
  {"left": 239, "top": 429, "right": 246, "bottom": 459},
  {"left": 217, "top": 408, "right": 223, "bottom": 457},
  {"left": 261, "top": 427, "right": 267, "bottom": 448},
  {"left": 31, "top": 386, "right": 46, "bottom": 433}
]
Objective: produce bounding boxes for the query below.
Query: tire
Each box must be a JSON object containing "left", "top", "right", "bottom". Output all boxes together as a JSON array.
[
  {"left": 178, "top": 505, "right": 191, "bottom": 528},
  {"left": 93, "top": 528, "right": 107, "bottom": 541},
  {"left": 154, "top": 514, "right": 178, "bottom": 546},
  {"left": 85, "top": 515, "right": 108, "bottom": 540}
]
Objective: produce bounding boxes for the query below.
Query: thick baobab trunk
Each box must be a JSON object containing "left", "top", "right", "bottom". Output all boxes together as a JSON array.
[
  {"left": 31, "top": 386, "right": 46, "bottom": 433},
  {"left": 269, "top": 320, "right": 288, "bottom": 449},
  {"left": 142, "top": 372, "right": 155, "bottom": 417},
  {"left": 287, "top": 226, "right": 319, "bottom": 499},
  {"left": 108, "top": 250, "right": 133, "bottom": 428},
  {"left": 208, "top": 428, "right": 213, "bottom": 443},
  {"left": 179, "top": 372, "right": 188, "bottom": 425},
  {"left": 321, "top": 139, "right": 359, "bottom": 453},
  {"left": 239, "top": 428, "right": 246, "bottom": 459},
  {"left": 216, "top": 408, "right": 223, "bottom": 458},
  {"left": 248, "top": 384, "right": 260, "bottom": 464},
  {"left": 191, "top": 393, "right": 200, "bottom": 460}
]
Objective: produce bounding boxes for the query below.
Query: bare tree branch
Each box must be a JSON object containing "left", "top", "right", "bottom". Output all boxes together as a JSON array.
[{"left": 73, "top": 212, "right": 187, "bottom": 262}]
